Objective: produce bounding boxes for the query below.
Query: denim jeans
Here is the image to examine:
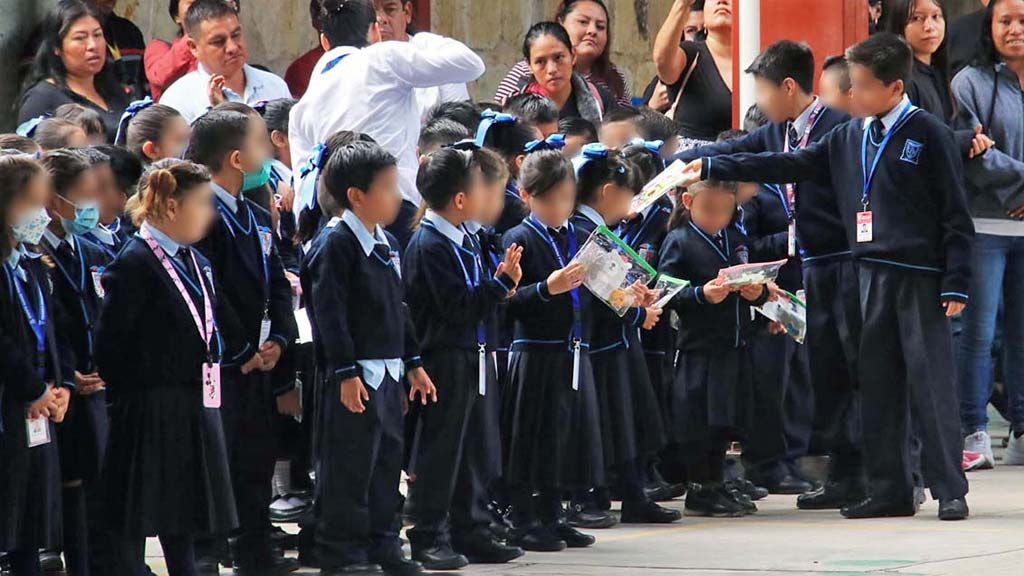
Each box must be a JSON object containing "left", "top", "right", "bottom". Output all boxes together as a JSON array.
[{"left": 957, "top": 233, "right": 1024, "bottom": 434}]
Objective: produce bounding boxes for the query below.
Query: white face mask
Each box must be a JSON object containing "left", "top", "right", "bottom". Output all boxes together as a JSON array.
[{"left": 10, "top": 206, "right": 52, "bottom": 245}]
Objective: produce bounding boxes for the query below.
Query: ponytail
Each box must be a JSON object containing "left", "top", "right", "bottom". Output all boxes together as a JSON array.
[{"left": 128, "top": 159, "right": 210, "bottom": 226}]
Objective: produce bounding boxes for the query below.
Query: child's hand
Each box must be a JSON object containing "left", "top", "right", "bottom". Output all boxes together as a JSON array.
[
  {"left": 702, "top": 279, "right": 729, "bottom": 304},
  {"left": 207, "top": 74, "right": 227, "bottom": 106},
  {"left": 680, "top": 159, "right": 704, "bottom": 188},
  {"left": 943, "top": 299, "right": 966, "bottom": 317},
  {"left": 75, "top": 371, "right": 105, "bottom": 395},
  {"left": 51, "top": 386, "right": 70, "bottom": 423},
  {"left": 277, "top": 180, "right": 295, "bottom": 213},
  {"left": 28, "top": 385, "right": 58, "bottom": 420},
  {"left": 408, "top": 367, "right": 438, "bottom": 406},
  {"left": 340, "top": 377, "right": 369, "bottom": 413},
  {"left": 739, "top": 283, "right": 765, "bottom": 302},
  {"left": 968, "top": 125, "right": 995, "bottom": 159},
  {"left": 767, "top": 321, "right": 787, "bottom": 335},
  {"left": 642, "top": 307, "right": 663, "bottom": 330},
  {"left": 546, "top": 262, "right": 585, "bottom": 295},
  {"left": 496, "top": 244, "right": 524, "bottom": 287},
  {"left": 259, "top": 341, "right": 283, "bottom": 371},
  {"left": 276, "top": 388, "right": 301, "bottom": 417},
  {"left": 240, "top": 352, "right": 265, "bottom": 375},
  {"left": 629, "top": 280, "right": 657, "bottom": 307}
]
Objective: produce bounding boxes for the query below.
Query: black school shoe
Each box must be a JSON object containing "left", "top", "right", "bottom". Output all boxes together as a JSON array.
[
  {"left": 452, "top": 530, "right": 525, "bottom": 564},
  {"left": 620, "top": 500, "right": 683, "bottom": 524},
  {"left": 840, "top": 497, "right": 916, "bottom": 519},
  {"left": 39, "top": 550, "right": 62, "bottom": 573},
  {"left": 938, "top": 498, "right": 969, "bottom": 521},
  {"left": 726, "top": 478, "right": 768, "bottom": 501},
  {"left": 684, "top": 484, "right": 746, "bottom": 518},
  {"left": 548, "top": 522, "right": 596, "bottom": 548},
  {"left": 409, "top": 543, "right": 468, "bottom": 571},
  {"left": 761, "top": 474, "right": 813, "bottom": 495},
  {"left": 566, "top": 503, "right": 618, "bottom": 529},
  {"left": 509, "top": 525, "right": 566, "bottom": 552},
  {"left": 797, "top": 479, "right": 865, "bottom": 510},
  {"left": 721, "top": 485, "right": 757, "bottom": 515}
]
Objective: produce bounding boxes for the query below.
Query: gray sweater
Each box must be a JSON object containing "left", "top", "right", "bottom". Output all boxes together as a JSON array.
[{"left": 952, "top": 63, "right": 1024, "bottom": 220}]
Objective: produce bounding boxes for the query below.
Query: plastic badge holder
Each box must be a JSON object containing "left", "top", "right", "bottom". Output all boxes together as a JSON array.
[
  {"left": 716, "top": 259, "right": 788, "bottom": 288},
  {"left": 756, "top": 289, "right": 807, "bottom": 343},
  {"left": 571, "top": 225, "right": 657, "bottom": 317},
  {"left": 651, "top": 274, "right": 690, "bottom": 309},
  {"left": 630, "top": 159, "right": 688, "bottom": 214}
]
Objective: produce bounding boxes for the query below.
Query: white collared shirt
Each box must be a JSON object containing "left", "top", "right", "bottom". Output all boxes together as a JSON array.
[
  {"left": 339, "top": 210, "right": 402, "bottom": 390},
  {"left": 289, "top": 34, "right": 486, "bottom": 207},
  {"left": 788, "top": 96, "right": 821, "bottom": 140},
  {"left": 89, "top": 224, "right": 116, "bottom": 247},
  {"left": 462, "top": 221, "right": 483, "bottom": 235},
  {"left": 422, "top": 210, "right": 466, "bottom": 245},
  {"left": 211, "top": 181, "right": 240, "bottom": 214},
  {"left": 576, "top": 204, "right": 605, "bottom": 228},
  {"left": 160, "top": 63, "right": 291, "bottom": 124},
  {"left": 863, "top": 94, "right": 914, "bottom": 136},
  {"left": 42, "top": 227, "right": 75, "bottom": 253}
]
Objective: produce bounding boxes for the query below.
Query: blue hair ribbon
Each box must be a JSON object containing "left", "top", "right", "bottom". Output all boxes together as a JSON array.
[
  {"left": 473, "top": 110, "right": 518, "bottom": 148},
  {"left": 571, "top": 142, "right": 614, "bottom": 177},
  {"left": 114, "top": 97, "right": 155, "bottom": 144},
  {"left": 524, "top": 133, "right": 566, "bottom": 153},
  {"left": 16, "top": 114, "right": 52, "bottom": 138},
  {"left": 298, "top": 143, "right": 328, "bottom": 211}
]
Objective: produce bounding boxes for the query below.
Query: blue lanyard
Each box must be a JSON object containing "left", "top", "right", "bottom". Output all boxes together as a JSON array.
[
  {"left": 321, "top": 53, "right": 350, "bottom": 75},
  {"left": 861, "top": 102, "right": 913, "bottom": 209},
  {"left": 216, "top": 197, "right": 270, "bottom": 300},
  {"left": 422, "top": 220, "right": 488, "bottom": 345},
  {"left": 10, "top": 264, "right": 47, "bottom": 375},
  {"left": 525, "top": 215, "right": 581, "bottom": 342},
  {"left": 622, "top": 206, "right": 660, "bottom": 247},
  {"left": 688, "top": 220, "right": 730, "bottom": 262},
  {"left": 765, "top": 184, "right": 791, "bottom": 219},
  {"left": 48, "top": 244, "right": 96, "bottom": 364}
]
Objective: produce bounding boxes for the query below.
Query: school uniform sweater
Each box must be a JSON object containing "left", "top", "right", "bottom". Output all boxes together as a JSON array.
[
  {"left": 701, "top": 102, "right": 974, "bottom": 301},
  {"left": 618, "top": 196, "right": 673, "bottom": 266},
  {"left": 673, "top": 104, "right": 853, "bottom": 265},
  {"left": 502, "top": 216, "right": 593, "bottom": 350},
  {"left": 299, "top": 216, "right": 422, "bottom": 386},
  {"left": 196, "top": 189, "right": 297, "bottom": 379},
  {"left": 403, "top": 213, "right": 514, "bottom": 353},
  {"left": 657, "top": 222, "right": 767, "bottom": 352}
]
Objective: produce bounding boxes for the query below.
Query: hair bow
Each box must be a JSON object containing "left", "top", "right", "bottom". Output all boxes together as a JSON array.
[
  {"left": 114, "top": 97, "right": 155, "bottom": 144},
  {"left": 524, "top": 133, "right": 566, "bottom": 153},
  {"left": 298, "top": 143, "right": 328, "bottom": 211},
  {"left": 16, "top": 114, "right": 52, "bottom": 138},
  {"left": 474, "top": 110, "right": 518, "bottom": 147}
]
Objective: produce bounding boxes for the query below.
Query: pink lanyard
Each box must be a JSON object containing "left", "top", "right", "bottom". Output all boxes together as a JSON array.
[
  {"left": 140, "top": 227, "right": 214, "bottom": 357},
  {"left": 782, "top": 102, "right": 825, "bottom": 212}
]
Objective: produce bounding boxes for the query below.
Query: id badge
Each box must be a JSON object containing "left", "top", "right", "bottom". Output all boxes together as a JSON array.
[
  {"left": 203, "top": 362, "right": 222, "bottom": 408},
  {"left": 856, "top": 211, "right": 873, "bottom": 243},
  {"left": 787, "top": 222, "right": 797, "bottom": 257},
  {"left": 26, "top": 416, "right": 50, "bottom": 447},
  {"left": 90, "top": 266, "right": 105, "bottom": 298},
  {"left": 258, "top": 226, "right": 273, "bottom": 256},
  {"left": 259, "top": 312, "right": 272, "bottom": 347}
]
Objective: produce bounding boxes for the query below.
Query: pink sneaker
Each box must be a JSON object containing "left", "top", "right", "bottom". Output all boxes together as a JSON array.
[{"left": 962, "top": 450, "right": 988, "bottom": 471}]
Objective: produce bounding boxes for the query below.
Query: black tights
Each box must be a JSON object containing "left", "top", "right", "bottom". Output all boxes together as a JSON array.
[
  {"left": 116, "top": 533, "right": 196, "bottom": 576},
  {"left": 684, "top": 432, "right": 731, "bottom": 485}
]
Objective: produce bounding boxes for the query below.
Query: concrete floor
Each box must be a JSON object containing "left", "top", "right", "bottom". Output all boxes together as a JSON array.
[{"left": 146, "top": 428, "right": 1024, "bottom": 576}]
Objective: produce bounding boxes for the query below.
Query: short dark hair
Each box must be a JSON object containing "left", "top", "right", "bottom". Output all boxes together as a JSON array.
[
  {"left": 171, "top": 0, "right": 241, "bottom": 26},
  {"left": 54, "top": 103, "right": 105, "bottom": 139},
  {"left": 845, "top": 32, "right": 913, "bottom": 87},
  {"left": 95, "top": 144, "right": 144, "bottom": 194},
  {"left": 213, "top": 101, "right": 259, "bottom": 117},
  {"left": 504, "top": 93, "right": 559, "bottom": 126},
  {"left": 321, "top": 140, "right": 397, "bottom": 209},
  {"left": 621, "top": 143, "right": 662, "bottom": 188},
  {"left": 742, "top": 105, "right": 768, "bottom": 132},
  {"left": 745, "top": 40, "right": 816, "bottom": 94},
  {"left": 184, "top": 0, "right": 239, "bottom": 36},
  {"left": 602, "top": 104, "right": 642, "bottom": 125},
  {"left": 424, "top": 100, "right": 483, "bottom": 133},
  {"left": 0, "top": 134, "right": 42, "bottom": 154},
  {"left": 34, "top": 118, "right": 84, "bottom": 151},
  {"left": 716, "top": 128, "right": 748, "bottom": 143},
  {"left": 519, "top": 150, "right": 573, "bottom": 199},
  {"left": 480, "top": 118, "right": 536, "bottom": 162},
  {"left": 558, "top": 116, "right": 598, "bottom": 142},
  {"left": 576, "top": 153, "right": 636, "bottom": 206},
  {"left": 822, "top": 55, "right": 852, "bottom": 92},
  {"left": 261, "top": 98, "right": 296, "bottom": 133},
  {"left": 418, "top": 119, "right": 470, "bottom": 152},
  {"left": 125, "top": 104, "right": 183, "bottom": 160},
  {"left": 417, "top": 148, "right": 473, "bottom": 210},
  {"left": 635, "top": 106, "right": 678, "bottom": 143},
  {"left": 320, "top": 0, "right": 376, "bottom": 49},
  {"left": 186, "top": 110, "right": 251, "bottom": 171},
  {"left": 78, "top": 146, "right": 110, "bottom": 167},
  {"left": 41, "top": 148, "right": 91, "bottom": 198}
]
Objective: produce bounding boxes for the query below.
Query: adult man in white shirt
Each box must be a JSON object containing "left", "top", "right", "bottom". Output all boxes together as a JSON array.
[
  {"left": 289, "top": 0, "right": 485, "bottom": 249},
  {"left": 373, "top": 0, "right": 472, "bottom": 118},
  {"left": 160, "top": 0, "right": 291, "bottom": 124}
]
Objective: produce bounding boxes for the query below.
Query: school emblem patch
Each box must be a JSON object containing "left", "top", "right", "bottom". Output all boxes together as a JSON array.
[{"left": 900, "top": 139, "right": 923, "bottom": 165}]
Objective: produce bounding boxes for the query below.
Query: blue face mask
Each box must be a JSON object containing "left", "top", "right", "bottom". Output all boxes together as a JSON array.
[
  {"left": 242, "top": 159, "right": 273, "bottom": 191},
  {"left": 59, "top": 197, "right": 100, "bottom": 235}
]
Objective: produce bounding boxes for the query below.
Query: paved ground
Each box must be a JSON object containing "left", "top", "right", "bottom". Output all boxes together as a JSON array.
[{"left": 144, "top": 420, "right": 1023, "bottom": 575}]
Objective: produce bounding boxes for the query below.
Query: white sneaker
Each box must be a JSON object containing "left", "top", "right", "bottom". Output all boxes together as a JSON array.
[
  {"left": 963, "top": 431, "right": 995, "bottom": 469},
  {"left": 1004, "top": 433, "right": 1024, "bottom": 466}
]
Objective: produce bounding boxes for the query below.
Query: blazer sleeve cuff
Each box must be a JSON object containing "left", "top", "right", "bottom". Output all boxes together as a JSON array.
[
  {"left": 537, "top": 281, "right": 552, "bottom": 302},
  {"left": 403, "top": 356, "right": 423, "bottom": 371},
  {"left": 694, "top": 285, "right": 705, "bottom": 305},
  {"left": 333, "top": 364, "right": 359, "bottom": 381},
  {"left": 940, "top": 291, "right": 969, "bottom": 304},
  {"left": 268, "top": 334, "right": 290, "bottom": 350},
  {"left": 493, "top": 273, "right": 515, "bottom": 295}
]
